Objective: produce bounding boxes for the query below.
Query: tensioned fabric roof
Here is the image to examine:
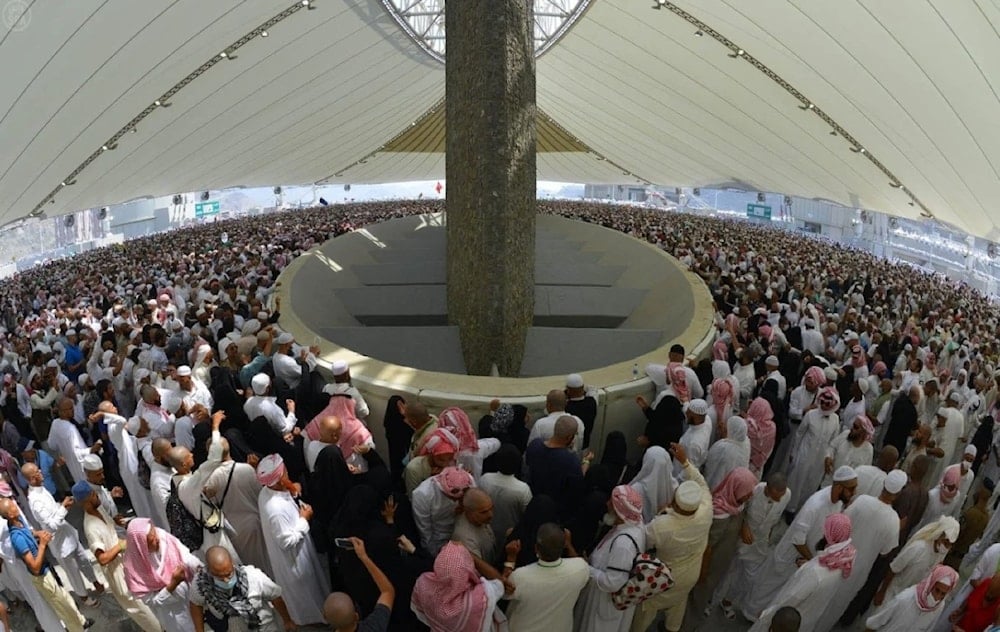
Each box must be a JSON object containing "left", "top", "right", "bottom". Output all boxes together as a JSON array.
[{"left": 1, "top": 0, "right": 999, "bottom": 238}]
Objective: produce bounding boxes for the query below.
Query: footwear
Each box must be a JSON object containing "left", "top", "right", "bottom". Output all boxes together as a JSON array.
[
  {"left": 720, "top": 601, "right": 736, "bottom": 620},
  {"left": 702, "top": 602, "right": 713, "bottom": 618},
  {"left": 83, "top": 618, "right": 95, "bottom": 630},
  {"left": 91, "top": 582, "right": 105, "bottom": 594},
  {"left": 82, "top": 596, "right": 99, "bottom": 607}
]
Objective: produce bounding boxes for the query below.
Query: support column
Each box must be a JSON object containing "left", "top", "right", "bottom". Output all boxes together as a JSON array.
[{"left": 446, "top": 0, "right": 536, "bottom": 376}]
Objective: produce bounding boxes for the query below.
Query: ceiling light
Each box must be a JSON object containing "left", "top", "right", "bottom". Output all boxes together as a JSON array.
[
  {"left": 889, "top": 181, "right": 901, "bottom": 188},
  {"left": 60, "top": 181, "right": 67, "bottom": 187},
  {"left": 154, "top": 100, "right": 161, "bottom": 106},
  {"left": 260, "top": 30, "right": 269, "bottom": 37},
  {"left": 220, "top": 52, "right": 227, "bottom": 58},
  {"left": 694, "top": 30, "right": 704, "bottom": 36},
  {"left": 130, "top": 127, "right": 137, "bottom": 134},
  {"left": 154, "top": 99, "right": 172, "bottom": 108}
]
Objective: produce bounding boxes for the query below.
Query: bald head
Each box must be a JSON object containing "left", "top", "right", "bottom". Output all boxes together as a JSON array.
[
  {"left": 57, "top": 397, "right": 74, "bottom": 419},
  {"left": 546, "top": 389, "right": 567, "bottom": 413},
  {"left": 318, "top": 415, "right": 342, "bottom": 445},
  {"left": 167, "top": 446, "right": 193, "bottom": 474},
  {"left": 323, "top": 592, "right": 358, "bottom": 629},
  {"left": 0, "top": 498, "right": 18, "bottom": 522},
  {"left": 553, "top": 415, "right": 578, "bottom": 443},
  {"left": 770, "top": 606, "right": 801, "bottom": 632},
  {"left": 536, "top": 522, "right": 565, "bottom": 562},
  {"left": 463, "top": 488, "right": 491, "bottom": 512},
  {"left": 152, "top": 437, "right": 172, "bottom": 461},
  {"left": 403, "top": 402, "right": 430, "bottom": 430},
  {"left": 876, "top": 445, "right": 899, "bottom": 472}
]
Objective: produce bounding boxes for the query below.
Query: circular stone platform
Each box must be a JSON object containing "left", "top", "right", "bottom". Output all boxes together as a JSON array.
[{"left": 275, "top": 211, "right": 715, "bottom": 459}]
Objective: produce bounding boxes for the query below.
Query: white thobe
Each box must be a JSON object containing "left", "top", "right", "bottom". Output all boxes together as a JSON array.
[
  {"left": 856, "top": 465, "right": 889, "bottom": 498},
  {"left": 678, "top": 422, "right": 712, "bottom": 474},
  {"left": 704, "top": 439, "right": 751, "bottom": 490},
  {"left": 741, "top": 486, "right": 843, "bottom": 620},
  {"left": 412, "top": 477, "right": 464, "bottom": 556},
  {"left": 244, "top": 396, "right": 296, "bottom": 435},
  {"left": 106, "top": 413, "right": 156, "bottom": 521},
  {"left": 786, "top": 409, "right": 840, "bottom": 511},
  {"left": 645, "top": 363, "right": 704, "bottom": 401},
  {"left": 749, "top": 559, "right": 846, "bottom": 632},
  {"left": 175, "top": 382, "right": 212, "bottom": 411},
  {"left": 881, "top": 538, "right": 944, "bottom": 607},
  {"left": 914, "top": 488, "right": 961, "bottom": 531},
  {"left": 258, "top": 486, "right": 329, "bottom": 625},
  {"left": 46, "top": 417, "right": 90, "bottom": 483},
  {"left": 172, "top": 415, "right": 195, "bottom": 451},
  {"left": 574, "top": 524, "right": 646, "bottom": 632},
  {"left": 866, "top": 586, "right": 941, "bottom": 632},
  {"left": 821, "top": 431, "right": 874, "bottom": 487},
  {"left": 26, "top": 485, "right": 99, "bottom": 597},
  {"left": 303, "top": 437, "right": 330, "bottom": 474},
  {"left": 933, "top": 543, "right": 1000, "bottom": 630},
  {"left": 204, "top": 460, "right": 271, "bottom": 576},
  {"left": 149, "top": 461, "right": 173, "bottom": 530},
  {"left": 929, "top": 409, "right": 964, "bottom": 484},
  {"left": 714, "top": 484, "right": 790, "bottom": 609},
  {"left": 815, "top": 495, "right": 899, "bottom": 632},
  {"left": 173, "top": 431, "right": 237, "bottom": 560},
  {"left": 841, "top": 397, "right": 867, "bottom": 431},
  {"left": 788, "top": 385, "right": 818, "bottom": 422},
  {"left": 189, "top": 564, "right": 284, "bottom": 632},
  {"left": 528, "top": 412, "right": 585, "bottom": 454}
]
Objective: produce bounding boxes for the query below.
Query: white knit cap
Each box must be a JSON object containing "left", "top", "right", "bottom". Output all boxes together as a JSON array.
[
  {"left": 566, "top": 373, "right": 584, "bottom": 388},
  {"left": 82, "top": 454, "right": 103, "bottom": 472},
  {"left": 884, "top": 469, "right": 907, "bottom": 494},
  {"left": 675, "top": 481, "right": 702, "bottom": 511},
  {"left": 331, "top": 360, "right": 349, "bottom": 376},
  {"left": 251, "top": 373, "right": 270, "bottom": 395},
  {"left": 687, "top": 399, "right": 709, "bottom": 416},
  {"left": 833, "top": 465, "right": 857, "bottom": 483}
]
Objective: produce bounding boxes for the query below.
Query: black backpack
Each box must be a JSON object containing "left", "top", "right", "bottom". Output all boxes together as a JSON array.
[{"left": 166, "top": 478, "right": 204, "bottom": 551}]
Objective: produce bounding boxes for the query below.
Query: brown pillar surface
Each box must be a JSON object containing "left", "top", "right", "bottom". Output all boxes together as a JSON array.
[{"left": 446, "top": 0, "right": 537, "bottom": 376}]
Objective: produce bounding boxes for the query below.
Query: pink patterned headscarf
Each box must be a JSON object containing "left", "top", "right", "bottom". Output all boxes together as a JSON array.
[
  {"left": 818, "top": 513, "right": 856, "bottom": 578},
  {"left": 939, "top": 464, "right": 961, "bottom": 503},
  {"left": 411, "top": 542, "right": 488, "bottom": 632},
  {"left": 713, "top": 339, "right": 729, "bottom": 362},
  {"left": 915, "top": 564, "right": 958, "bottom": 612},
  {"left": 432, "top": 467, "right": 474, "bottom": 500},
  {"left": 711, "top": 467, "right": 757, "bottom": 517},
  {"left": 745, "top": 398, "right": 776, "bottom": 475},
  {"left": 303, "top": 396, "right": 373, "bottom": 461},
  {"left": 804, "top": 366, "right": 826, "bottom": 390},
  {"left": 611, "top": 484, "right": 644, "bottom": 525},
  {"left": 818, "top": 387, "right": 840, "bottom": 413},
  {"left": 438, "top": 407, "right": 478, "bottom": 454},
  {"left": 872, "top": 361, "right": 888, "bottom": 377},
  {"left": 123, "top": 519, "right": 193, "bottom": 597},
  {"left": 419, "top": 428, "right": 460, "bottom": 458},
  {"left": 710, "top": 378, "right": 734, "bottom": 422},
  {"left": 852, "top": 415, "right": 875, "bottom": 444},
  {"left": 667, "top": 362, "right": 690, "bottom": 403}
]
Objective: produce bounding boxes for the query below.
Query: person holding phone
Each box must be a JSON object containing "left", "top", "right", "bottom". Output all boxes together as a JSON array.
[{"left": 323, "top": 537, "right": 394, "bottom": 632}]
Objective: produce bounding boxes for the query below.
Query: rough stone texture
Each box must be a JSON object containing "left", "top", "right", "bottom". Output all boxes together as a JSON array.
[{"left": 446, "top": 0, "right": 537, "bottom": 376}]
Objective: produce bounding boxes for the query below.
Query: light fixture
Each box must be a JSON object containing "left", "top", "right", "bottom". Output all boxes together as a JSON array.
[
  {"left": 889, "top": 181, "right": 902, "bottom": 188},
  {"left": 849, "top": 145, "right": 864, "bottom": 153},
  {"left": 260, "top": 30, "right": 269, "bottom": 37},
  {"left": 130, "top": 127, "right": 137, "bottom": 134},
  {"left": 102, "top": 143, "right": 117, "bottom": 151},
  {"left": 694, "top": 30, "right": 703, "bottom": 36},
  {"left": 728, "top": 48, "right": 745, "bottom": 58},
  {"left": 220, "top": 52, "right": 227, "bottom": 58},
  {"left": 153, "top": 99, "right": 171, "bottom": 108},
  {"left": 799, "top": 102, "right": 815, "bottom": 110},
  {"left": 220, "top": 50, "right": 237, "bottom": 60}
]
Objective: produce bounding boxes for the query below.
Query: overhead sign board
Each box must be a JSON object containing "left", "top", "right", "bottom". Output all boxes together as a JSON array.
[
  {"left": 746, "top": 203, "right": 772, "bottom": 221},
  {"left": 195, "top": 201, "right": 220, "bottom": 218}
]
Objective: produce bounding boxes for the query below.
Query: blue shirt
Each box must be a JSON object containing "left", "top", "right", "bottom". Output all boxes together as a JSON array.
[
  {"left": 10, "top": 524, "right": 48, "bottom": 575},
  {"left": 63, "top": 343, "right": 84, "bottom": 381}
]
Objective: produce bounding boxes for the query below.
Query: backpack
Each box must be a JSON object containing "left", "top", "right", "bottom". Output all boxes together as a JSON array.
[
  {"left": 166, "top": 478, "right": 204, "bottom": 551},
  {"left": 607, "top": 533, "right": 674, "bottom": 610}
]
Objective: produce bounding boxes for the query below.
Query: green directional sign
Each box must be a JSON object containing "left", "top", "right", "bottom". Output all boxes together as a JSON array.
[
  {"left": 746, "top": 203, "right": 772, "bottom": 221},
  {"left": 195, "top": 201, "right": 220, "bottom": 218}
]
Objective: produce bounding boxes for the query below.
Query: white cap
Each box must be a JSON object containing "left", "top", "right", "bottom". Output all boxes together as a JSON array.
[
  {"left": 936, "top": 406, "right": 948, "bottom": 418},
  {"left": 566, "top": 373, "right": 584, "bottom": 389},
  {"left": 824, "top": 366, "right": 839, "bottom": 383},
  {"left": 675, "top": 481, "right": 702, "bottom": 511},
  {"left": 687, "top": 398, "right": 709, "bottom": 416},
  {"left": 77, "top": 373, "right": 90, "bottom": 386},
  {"left": 858, "top": 379, "right": 870, "bottom": 395},
  {"left": 765, "top": 355, "right": 779, "bottom": 367},
  {"left": 948, "top": 391, "right": 962, "bottom": 403},
  {"left": 276, "top": 332, "right": 294, "bottom": 345},
  {"left": 884, "top": 469, "right": 907, "bottom": 494},
  {"left": 331, "top": 360, "right": 349, "bottom": 376},
  {"left": 251, "top": 373, "right": 271, "bottom": 395},
  {"left": 176, "top": 366, "right": 192, "bottom": 377},
  {"left": 833, "top": 465, "right": 857, "bottom": 483},
  {"left": 82, "top": 454, "right": 103, "bottom": 472}
]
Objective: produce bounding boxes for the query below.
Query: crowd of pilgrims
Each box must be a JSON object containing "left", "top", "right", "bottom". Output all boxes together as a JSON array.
[{"left": 0, "top": 199, "right": 999, "bottom": 631}]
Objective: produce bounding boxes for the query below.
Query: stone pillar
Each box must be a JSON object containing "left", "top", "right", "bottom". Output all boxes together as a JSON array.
[{"left": 446, "top": 0, "right": 536, "bottom": 376}]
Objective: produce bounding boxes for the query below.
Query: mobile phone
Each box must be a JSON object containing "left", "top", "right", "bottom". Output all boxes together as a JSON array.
[{"left": 334, "top": 538, "right": 354, "bottom": 550}]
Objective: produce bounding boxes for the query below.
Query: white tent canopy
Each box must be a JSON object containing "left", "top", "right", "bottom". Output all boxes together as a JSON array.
[{"left": 1, "top": 0, "right": 998, "bottom": 238}]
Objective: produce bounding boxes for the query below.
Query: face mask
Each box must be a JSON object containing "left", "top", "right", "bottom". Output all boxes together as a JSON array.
[
  {"left": 924, "top": 593, "right": 938, "bottom": 608},
  {"left": 214, "top": 575, "right": 237, "bottom": 591},
  {"left": 602, "top": 512, "right": 616, "bottom": 526}
]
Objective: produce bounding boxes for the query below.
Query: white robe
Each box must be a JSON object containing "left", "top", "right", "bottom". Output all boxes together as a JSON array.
[
  {"left": 932, "top": 543, "right": 1000, "bottom": 631},
  {"left": 856, "top": 464, "right": 889, "bottom": 498},
  {"left": 741, "top": 486, "right": 842, "bottom": 620},
  {"left": 574, "top": 524, "right": 645, "bottom": 632},
  {"left": 46, "top": 417, "right": 90, "bottom": 483},
  {"left": 677, "top": 422, "right": 712, "bottom": 474},
  {"left": 105, "top": 413, "right": 155, "bottom": 521},
  {"left": 173, "top": 430, "right": 236, "bottom": 560},
  {"left": 866, "top": 585, "right": 942, "bottom": 632},
  {"left": 26, "top": 485, "right": 100, "bottom": 597},
  {"left": 258, "top": 486, "right": 329, "bottom": 625},
  {"left": 629, "top": 448, "right": 676, "bottom": 522},
  {"left": 929, "top": 409, "right": 964, "bottom": 484},
  {"left": 749, "top": 558, "right": 846, "bottom": 632},
  {"left": 786, "top": 409, "right": 841, "bottom": 510},
  {"left": 137, "top": 543, "right": 202, "bottom": 632},
  {"left": 821, "top": 430, "right": 874, "bottom": 487},
  {"left": 914, "top": 488, "right": 961, "bottom": 532},
  {"left": 841, "top": 397, "right": 868, "bottom": 431},
  {"left": 704, "top": 438, "right": 750, "bottom": 490},
  {"left": 714, "top": 484, "right": 790, "bottom": 609},
  {"left": 881, "top": 538, "right": 945, "bottom": 607},
  {"left": 815, "top": 495, "right": 899, "bottom": 632}
]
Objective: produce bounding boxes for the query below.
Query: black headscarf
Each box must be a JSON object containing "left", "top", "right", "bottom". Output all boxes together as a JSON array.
[
  {"left": 383, "top": 395, "right": 412, "bottom": 487},
  {"left": 506, "top": 494, "right": 559, "bottom": 567},
  {"left": 600, "top": 431, "right": 630, "bottom": 485}
]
